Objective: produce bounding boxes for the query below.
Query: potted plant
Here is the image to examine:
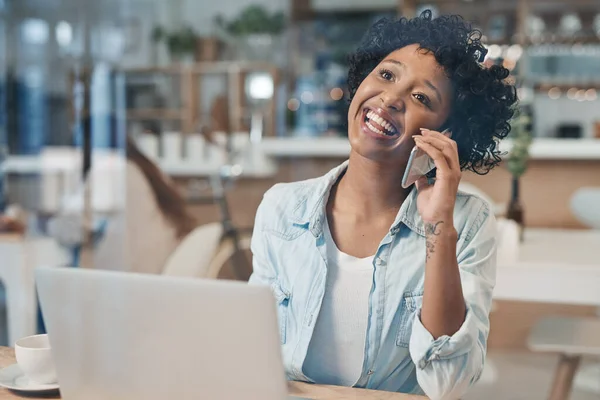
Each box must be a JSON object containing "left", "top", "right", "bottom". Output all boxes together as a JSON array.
[
  {"left": 151, "top": 26, "right": 198, "bottom": 64},
  {"left": 506, "top": 107, "right": 533, "bottom": 241},
  {"left": 213, "top": 5, "right": 286, "bottom": 61}
]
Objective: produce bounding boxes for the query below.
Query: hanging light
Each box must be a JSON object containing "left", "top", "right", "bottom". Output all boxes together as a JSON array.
[
  {"left": 548, "top": 87, "right": 561, "bottom": 100},
  {"left": 55, "top": 21, "right": 73, "bottom": 47},
  {"left": 506, "top": 44, "right": 524, "bottom": 61},
  {"left": 287, "top": 98, "right": 300, "bottom": 111},
  {"left": 585, "top": 89, "right": 597, "bottom": 101},
  {"left": 559, "top": 13, "right": 582, "bottom": 37},
  {"left": 487, "top": 44, "right": 502, "bottom": 59}
]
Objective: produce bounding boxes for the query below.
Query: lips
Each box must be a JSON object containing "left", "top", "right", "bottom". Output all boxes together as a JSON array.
[{"left": 362, "top": 108, "right": 400, "bottom": 138}]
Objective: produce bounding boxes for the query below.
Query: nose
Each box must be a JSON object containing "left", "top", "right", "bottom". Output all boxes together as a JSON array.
[{"left": 379, "top": 92, "right": 405, "bottom": 113}]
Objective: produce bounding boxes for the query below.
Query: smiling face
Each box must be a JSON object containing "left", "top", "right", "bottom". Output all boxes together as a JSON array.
[{"left": 348, "top": 44, "right": 453, "bottom": 169}]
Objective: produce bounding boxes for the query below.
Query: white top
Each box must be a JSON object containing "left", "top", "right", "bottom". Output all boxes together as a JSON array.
[{"left": 303, "top": 220, "right": 374, "bottom": 386}]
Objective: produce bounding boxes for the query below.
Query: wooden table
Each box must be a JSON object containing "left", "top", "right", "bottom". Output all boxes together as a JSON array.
[
  {"left": 0, "top": 347, "right": 424, "bottom": 400},
  {"left": 509, "top": 228, "right": 599, "bottom": 266},
  {"left": 494, "top": 228, "right": 600, "bottom": 306}
]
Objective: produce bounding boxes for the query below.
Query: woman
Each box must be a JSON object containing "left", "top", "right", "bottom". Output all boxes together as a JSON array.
[
  {"left": 50, "top": 133, "right": 196, "bottom": 274},
  {"left": 249, "top": 11, "right": 516, "bottom": 400}
]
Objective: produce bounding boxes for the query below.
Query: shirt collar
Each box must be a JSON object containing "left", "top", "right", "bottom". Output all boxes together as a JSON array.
[{"left": 291, "top": 161, "right": 426, "bottom": 238}]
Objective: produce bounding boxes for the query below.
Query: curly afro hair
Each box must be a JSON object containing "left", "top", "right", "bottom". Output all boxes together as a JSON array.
[{"left": 347, "top": 10, "right": 518, "bottom": 175}]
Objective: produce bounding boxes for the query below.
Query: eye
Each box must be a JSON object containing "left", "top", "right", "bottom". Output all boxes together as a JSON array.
[
  {"left": 378, "top": 68, "right": 394, "bottom": 81},
  {"left": 413, "top": 93, "right": 432, "bottom": 108}
]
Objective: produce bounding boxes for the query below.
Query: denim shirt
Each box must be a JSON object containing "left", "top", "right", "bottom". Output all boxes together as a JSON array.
[{"left": 249, "top": 161, "right": 497, "bottom": 400}]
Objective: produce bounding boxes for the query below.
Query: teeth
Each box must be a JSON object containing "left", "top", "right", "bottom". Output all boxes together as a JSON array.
[
  {"left": 366, "top": 121, "right": 386, "bottom": 136},
  {"left": 365, "top": 110, "right": 395, "bottom": 135}
]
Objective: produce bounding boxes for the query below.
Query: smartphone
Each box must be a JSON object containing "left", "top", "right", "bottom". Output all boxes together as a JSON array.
[{"left": 401, "top": 128, "right": 451, "bottom": 189}]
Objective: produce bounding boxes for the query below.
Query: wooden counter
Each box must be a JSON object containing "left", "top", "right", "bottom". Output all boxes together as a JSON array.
[{"left": 0, "top": 347, "right": 425, "bottom": 400}]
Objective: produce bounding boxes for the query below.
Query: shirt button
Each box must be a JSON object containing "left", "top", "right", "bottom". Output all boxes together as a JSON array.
[
  {"left": 391, "top": 227, "right": 400, "bottom": 235},
  {"left": 367, "top": 369, "right": 374, "bottom": 375},
  {"left": 375, "top": 258, "right": 385, "bottom": 266}
]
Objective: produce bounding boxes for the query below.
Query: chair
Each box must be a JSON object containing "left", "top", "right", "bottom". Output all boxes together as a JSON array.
[
  {"left": 570, "top": 187, "right": 600, "bottom": 229},
  {"left": 528, "top": 316, "right": 600, "bottom": 400},
  {"left": 570, "top": 187, "right": 600, "bottom": 394},
  {"left": 162, "top": 223, "right": 223, "bottom": 278}
]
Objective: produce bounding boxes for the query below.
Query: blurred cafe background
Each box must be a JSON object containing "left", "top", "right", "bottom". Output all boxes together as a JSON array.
[{"left": 0, "top": 0, "right": 600, "bottom": 398}]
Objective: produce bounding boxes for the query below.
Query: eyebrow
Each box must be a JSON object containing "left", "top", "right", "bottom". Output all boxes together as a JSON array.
[{"left": 382, "top": 59, "right": 443, "bottom": 105}]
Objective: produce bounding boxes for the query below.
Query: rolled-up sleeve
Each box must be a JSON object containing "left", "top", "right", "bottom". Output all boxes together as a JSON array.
[
  {"left": 409, "top": 202, "right": 497, "bottom": 400},
  {"left": 248, "top": 192, "right": 276, "bottom": 287}
]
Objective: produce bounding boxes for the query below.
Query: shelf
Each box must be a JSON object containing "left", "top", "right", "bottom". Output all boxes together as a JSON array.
[
  {"left": 121, "top": 62, "right": 277, "bottom": 75},
  {"left": 126, "top": 109, "right": 183, "bottom": 120},
  {"left": 69, "top": 61, "right": 279, "bottom": 136},
  {"left": 258, "top": 137, "right": 600, "bottom": 160},
  {"left": 191, "top": 61, "right": 278, "bottom": 74},
  {"left": 123, "top": 66, "right": 185, "bottom": 74},
  {"left": 484, "top": 39, "right": 600, "bottom": 47},
  {"left": 534, "top": 82, "right": 600, "bottom": 91}
]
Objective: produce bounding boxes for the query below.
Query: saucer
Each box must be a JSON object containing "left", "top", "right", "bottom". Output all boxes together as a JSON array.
[{"left": 0, "top": 364, "right": 59, "bottom": 392}]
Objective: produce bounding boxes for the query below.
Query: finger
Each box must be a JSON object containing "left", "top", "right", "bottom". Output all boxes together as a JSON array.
[
  {"left": 418, "top": 131, "right": 460, "bottom": 172},
  {"left": 418, "top": 134, "right": 459, "bottom": 170},
  {"left": 421, "top": 128, "right": 452, "bottom": 139},
  {"left": 420, "top": 128, "right": 455, "bottom": 147},
  {"left": 413, "top": 136, "right": 450, "bottom": 174},
  {"left": 420, "top": 128, "right": 456, "bottom": 156}
]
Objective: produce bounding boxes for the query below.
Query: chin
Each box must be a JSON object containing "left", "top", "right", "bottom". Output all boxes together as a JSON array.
[{"left": 349, "top": 127, "right": 412, "bottom": 166}]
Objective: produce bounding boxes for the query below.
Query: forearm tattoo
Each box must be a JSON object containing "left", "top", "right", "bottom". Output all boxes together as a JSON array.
[{"left": 424, "top": 221, "right": 444, "bottom": 261}]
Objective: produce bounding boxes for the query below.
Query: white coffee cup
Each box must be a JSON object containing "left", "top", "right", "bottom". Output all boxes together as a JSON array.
[{"left": 15, "top": 334, "right": 57, "bottom": 384}]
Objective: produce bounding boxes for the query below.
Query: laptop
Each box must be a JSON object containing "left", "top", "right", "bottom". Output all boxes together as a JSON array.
[{"left": 36, "top": 266, "right": 297, "bottom": 400}]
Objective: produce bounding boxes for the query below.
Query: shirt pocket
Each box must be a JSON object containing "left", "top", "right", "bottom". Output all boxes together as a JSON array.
[
  {"left": 396, "top": 292, "right": 424, "bottom": 347},
  {"left": 271, "top": 281, "right": 291, "bottom": 344}
]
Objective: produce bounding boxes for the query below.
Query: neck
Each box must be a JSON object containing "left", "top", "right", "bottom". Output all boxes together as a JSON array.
[{"left": 335, "top": 152, "right": 411, "bottom": 217}]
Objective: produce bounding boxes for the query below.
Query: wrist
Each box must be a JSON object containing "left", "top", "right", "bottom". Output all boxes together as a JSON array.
[
  {"left": 423, "top": 218, "right": 456, "bottom": 238},
  {"left": 422, "top": 213, "right": 453, "bottom": 227}
]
